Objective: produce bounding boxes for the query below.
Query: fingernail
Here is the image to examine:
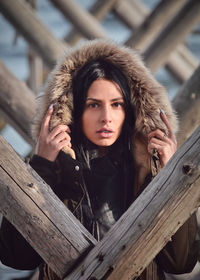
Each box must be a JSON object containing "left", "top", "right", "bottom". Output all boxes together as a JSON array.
[
  {"left": 48, "top": 103, "right": 54, "bottom": 110},
  {"left": 160, "top": 108, "right": 165, "bottom": 115}
]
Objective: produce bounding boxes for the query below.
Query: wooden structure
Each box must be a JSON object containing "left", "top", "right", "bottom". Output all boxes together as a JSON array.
[
  {"left": 0, "top": 0, "right": 200, "bottom": 279},
  {"left": 0, "top": 126, "right": 200, "bottom": 279}
]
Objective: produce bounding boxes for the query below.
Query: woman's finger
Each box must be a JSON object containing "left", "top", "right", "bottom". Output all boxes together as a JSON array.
[
  {"left": 48, "top": 124, "right": 71, "bottom": 141},
  {"left": 41, "top": 104, "right": 54, "bottom": 135},
  {"left": 148, "top": 129, "right": 166, "bottom": 142},
  {"left": 160, "top": 109, "right": 173, "bottom": 139},
  {"left": 149, "top": 136, "right": 171, "bottom": 147},
  {"left": 51, "top": 131, "right": 71, "bottom": 145},
  {"left": 57, "top": 139, "right": 72, "bottom": 150}
]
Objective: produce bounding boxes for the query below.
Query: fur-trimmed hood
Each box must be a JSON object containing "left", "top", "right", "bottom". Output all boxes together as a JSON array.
[
  {"left": 32, "top": 39, "right": 177, "bottom": 187},
  {"left": 33, "top": 39, "right": 177, "bottom": 139}
]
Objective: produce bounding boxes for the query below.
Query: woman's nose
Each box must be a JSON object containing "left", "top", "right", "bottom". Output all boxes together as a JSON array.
[{"left": 100, "top": 106, "right": 112, "bottom": 123}]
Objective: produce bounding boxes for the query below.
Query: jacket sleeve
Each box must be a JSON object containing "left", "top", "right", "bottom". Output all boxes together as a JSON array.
[
  {"left": 156, "top": 213, "right": 198, "bottom": 274},
  {"left": 0, "top": 155, "right": 59, "bottom": 270},
  {"left": 29, "top": 154, "right": 59, "bottom": 190},
  {"left": 0, "top": 217, "right": 42, "bottom": 270}
]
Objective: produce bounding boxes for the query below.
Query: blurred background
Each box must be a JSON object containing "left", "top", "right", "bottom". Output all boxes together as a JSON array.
[{"left": 0, "top": 0, "right": 200, "bottom": 279}]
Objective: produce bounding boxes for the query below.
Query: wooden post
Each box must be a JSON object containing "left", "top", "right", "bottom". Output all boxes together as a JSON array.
[
  {"left": 126, "top": 0, "right": 188, "bottom": 51},
  {"left": 0, "top": 136, "right": 96, "bottom": 279},
  {"left": 0, "top": 118, "right": 6, "bottom": 131},
  {"left": 173, "top": 64, "right": 200, "bottom": 146},
  {"left": 66, "top": 126, "right": 200, "bottom": 279},
  {"left": 26, "top": 0, "right": 44, "bottom": 94},
  {"left": 49, "top": 0, "right": 109, "bottom": 40},
  {"left": 166, "top": 45, "right": 198, "bottom": 83},
  {"left": 113, "top": 0, "right": 148, "bottom": 29},
  {"left": 0, "top": 60, "right": 36, "bottom": 146},
  {"left": 114, "top": 0, "right": 198, "bottom": 82},
  {"left": 0, "top": 126, "right": 200, "bottom": 279},
  {"left": 65, "top": 0, "right": 117, "bottom": 45},
  {"left": 143, "top": 0, "right": 200, "bottom": 72},
  {"left": 27, "top": 47, "right": 43, "bottom": 94},
  {"left": 0, "top": 0, "right": 68, "bottom": 69}
]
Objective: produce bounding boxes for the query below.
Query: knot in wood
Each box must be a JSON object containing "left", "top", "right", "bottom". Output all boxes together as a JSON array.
[
  {"left": 97, "top": 252, "right": 104, "bottom": 262},
  {"left": 182, "top": 164, "right": 194, "bottom": 175},
  {"left": 27, "top": 182, "right": 34, "bottom": 188}
]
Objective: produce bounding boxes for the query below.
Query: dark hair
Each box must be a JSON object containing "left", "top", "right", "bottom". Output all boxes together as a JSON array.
[{"left": 72, "top": 59, "right": 135, "bottom": 167}]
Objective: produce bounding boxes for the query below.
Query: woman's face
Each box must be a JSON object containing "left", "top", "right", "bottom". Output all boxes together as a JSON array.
[{"left": 82, "top": 79, "right": 125, "bottom": 148}]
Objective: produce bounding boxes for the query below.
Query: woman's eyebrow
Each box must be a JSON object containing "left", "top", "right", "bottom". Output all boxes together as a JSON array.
[
  {"left": 111, "top": 97, "right": 124, "bottom": 101},
  {"left": 86, "top": 97, "right": 100, "bottom": 102},
  {"left": 86, "top": 97, "right": 124, "bottom": 102}
]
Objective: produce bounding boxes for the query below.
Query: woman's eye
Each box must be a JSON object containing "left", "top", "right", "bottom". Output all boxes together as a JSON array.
[
  {"left": 88, "top": 103, "right": 99, "bottom": 108},
  {"left": 112, "top": 102, "right": 124, "bottom": 108}
]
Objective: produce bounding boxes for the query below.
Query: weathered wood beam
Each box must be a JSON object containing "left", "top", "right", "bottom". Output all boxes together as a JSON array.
[
  {"left": 113, "top": 0, "right": 148, "bottom": 29},
  {"left": 27, "top": 47, "right": 44, "bottom": 94},
  {"left": 126, "top": 0, "right": 188, "bottom": 50},
  {"left": 0, "top": 106, "right": 200, "bottom": 280},
  {"left": 0, "top": 136, "right": 96, "bottom": 279},
  {"left": 26, "top": 1, "right": 44, "bottom": 94},
  {"left": 143, "top": 0, "right": 200, "bottom": 72},
  {"left": 0, "top": 60, "right": 36, "bottom": 146},
  {"left": 0, "top": 118, "right": 6, "bottom": 131},
  {"left": 0, "top": 0, "right": 68, "bottom": 69},
  {"left": 66, "top": 126, "right": 200, "bottom": 280},
  {"left": 0, "top": 123, "right": 200, "bottom": 279},
  {"left": 166, "top": 44, "right": 198, "bottom": 83},
  {"left": 114, "top": 0, "right": 198, "bottom": 82},
  {"left": 49, "top": 0, "right": 109, "bottom": 40},
  {"left": 65, "top": 0, "right": 118, "bottom": 45},
  {"left": 173, "top": 64, "right": 200, "bottom": 147}
]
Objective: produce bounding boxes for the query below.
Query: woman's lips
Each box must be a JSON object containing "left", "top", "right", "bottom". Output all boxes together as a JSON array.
[{"left": 97, "top": 129, "right": 114, "bottom": 138}]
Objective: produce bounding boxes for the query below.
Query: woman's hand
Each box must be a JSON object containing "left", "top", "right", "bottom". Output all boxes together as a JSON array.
[
  {"left": 35, "top": 105, "right": 71, "bottom": 162},
  {"left": 147, "top": 110, "right": 177, "bottom": 167}
]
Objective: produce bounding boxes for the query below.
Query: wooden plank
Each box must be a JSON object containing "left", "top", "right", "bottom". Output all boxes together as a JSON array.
[
  {"left": 113, "top": 0, "right": 148, "bottom": 29},
  {"left": 143, "top": 0, "right": 200, "bottom": 72},
  {"left": 173, "top": 64, "right": 200, "bottom": 146},
  {"left": 27, "top": 47, "right": 43, "bottom": 94},
  {"left": 0, "top": 60, "right": 36, "bottom": 146},
  {"left": 65, "top": 126, "right": 200, "bottom": 280},
  {"left": 114, "top": 0, "right": 198, "bottom": 82},
  {"left": 65, "top": 0, "right": 117, "bottom": 45},
  {"left": 126, "top": 0, "right": 188, "bottom": 50},
  {"left": 0, "top": 136, "right": 96, "bottom": 279},
  {"left": 50, "top": 0, "right": 109, "bottom": 40},
  {"left": 166, "top": 44, "right": 198, "bottom": 83},
  {"left": 0, "top": 0, "right": 68, "bottom": 69}
]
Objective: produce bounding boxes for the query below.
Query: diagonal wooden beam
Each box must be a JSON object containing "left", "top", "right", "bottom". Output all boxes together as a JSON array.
[
  {"left": 65, "top": 125, "right": 200, "bottom": 279},
  {"left": 1, "top": 124, "right": 200, "bottom": 279},
  {"left": 0, "top": 60, "right": 35, "bottom": 146},
  {"left": 143, "top": 0, "right": 200, "bottom": 72},
  {"left": 65, "top": 0, "right": 118, "bottom": 45},
  {"left": 126, "top": 0, "right": 188, "bottom": 51},
  {"left": 166, "top": 44, "right": 198, "bottom": 83},
  {"left": 0, "top": 0, "right": 68, "bottom": 69},
  {"left": 114, "top": 0, "right": 198, "bottom": 82},
  {"left": 49, "top": 0, "right": 109, "bottom": 40},
  {"left": 173, "top": 64, "right": 200, "bottom": 146},
  {"left": 113, "top": 0, "right": 148, "bottom": 29},
  {"left": 0, "top": 136, "right": 96, "bottom": 279}
]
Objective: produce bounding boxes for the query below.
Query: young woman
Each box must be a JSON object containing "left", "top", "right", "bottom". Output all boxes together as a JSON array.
[{"left": 0, "top": 40, "right": 198, "bottom": 280}]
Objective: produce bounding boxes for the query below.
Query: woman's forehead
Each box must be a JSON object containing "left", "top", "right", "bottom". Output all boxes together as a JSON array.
[{"left": 87, "top": 79, "right": 123, "bottom": 99}]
